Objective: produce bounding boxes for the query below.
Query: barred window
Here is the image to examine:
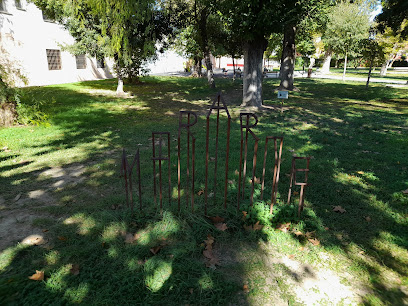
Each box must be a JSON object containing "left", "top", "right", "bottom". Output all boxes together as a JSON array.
[
  {"left": 96, "top": 57, "right": 105, "bottom": 68},
  {"left": 0, "top": 1, "right": 6, "bottom": 12},
  {"left": 15, "top": 0, "right": 24, "bottom": 10},
  {"left": 76, "top": 54, "right": 87, "bottom": 69},
  {"left": 46, "top": 49, "right": 62, "bottom": 70}
]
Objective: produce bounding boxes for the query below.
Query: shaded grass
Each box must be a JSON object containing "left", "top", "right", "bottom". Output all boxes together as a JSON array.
[{"left": 0, "top": 76, "right": 407, "bottom": 304}]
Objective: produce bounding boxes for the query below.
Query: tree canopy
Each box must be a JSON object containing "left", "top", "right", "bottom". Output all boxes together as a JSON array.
[{"left": 377, "top": 0, "right": 408, "bottom": 38}]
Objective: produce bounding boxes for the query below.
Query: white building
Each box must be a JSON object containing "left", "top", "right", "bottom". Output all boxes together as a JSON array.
[{"left": 0, "top": 0, "right": 114, "bottom": 86}]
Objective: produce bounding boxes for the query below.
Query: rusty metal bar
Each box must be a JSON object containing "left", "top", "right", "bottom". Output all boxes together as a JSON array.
[
  {"left": 152, "top": 132, "right": 171, "bottom": 210},
  {"left": 260, "top": 136, "right": 284, "bottom": 213},
  {"left": 121, "top": 148, "right": 142, "bottom": 213},
  {"left": 177, "top": 111, "right": 198, "bottom": 211},
  {"left": 205, "top": 92, "right": 231, "bottom": 211},
  {"left": 287, "top": 156, "right": 311, "bottom": 216},
  {"left": 192, "top": 136, "right": 196, "bottom": 212},
  {"left": 237, "top": 113, "right": 259, "bottom": 209}
]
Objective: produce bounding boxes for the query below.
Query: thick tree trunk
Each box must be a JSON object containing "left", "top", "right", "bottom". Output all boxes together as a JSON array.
[
  {"left": 242, "top": 38, "right": 267, "bottom": 108},
  {"left": 0, "top": 102, "right": 16, "bottom": 127},
  {"left": 279, "top": 24, "right": 296, "bottom": 91},
  {"left": 321, "top": 49, "right": 332, "bottom": 74},
  {"left": 342, "top": 51, "right": 348, "bottom": 81},
  {"left": 193, "top": 56, "right": 202, "bottom": 77},
  {"left": 204, "top": 52, "right": 215, "bottom": 88}
]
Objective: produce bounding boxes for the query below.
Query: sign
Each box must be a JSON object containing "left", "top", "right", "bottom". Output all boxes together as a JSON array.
[{"left": 278, "top": 91, "right": 288, "bottom": 99}]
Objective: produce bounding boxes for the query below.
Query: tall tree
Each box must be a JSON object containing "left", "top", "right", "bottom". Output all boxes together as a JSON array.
[
  {"left": 215, "top": 0, "right": 328, "bottom": 107},
  {"left": 322, "top": 1, "right": 371, "bottom": 80}
]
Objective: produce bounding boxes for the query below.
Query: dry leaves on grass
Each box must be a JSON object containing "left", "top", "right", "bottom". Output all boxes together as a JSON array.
[
  {"left": 333, "top": 206, "right": 346, "bottom": 213},
  {"left": 124, "top": 233, "right": 141, "bottom": 244},
  {"left": 243, "top": 221, "right": 264, "bottom": 232},
  {"left": 70, "top": 264, "right": 80, "bottom": 275},
  {"left": 214, "top": 223, "right": 228, "bottom": 231},
  {"left": 249, "top": 176, "right": 261, "bottom": 184},
  {"left": 28, "top": 270, "right": 44, "bottom": 281},
  {"left": 243, "top": 284, "right": 249, "bottom": 294},
  {"left": 365, "top": 216, "right": 371, "bottom": 222},
  {"left": 402, "top": 189, "right": 408, "bottom": 195},
  {"left": 203, "top": 234, "right": 219, "bottom": 269},
  {"left": 197, "top": 190, "right": 204, "bottom": 196},
  {"left": 208, "top": 216, "right": 225, "bottom": 224},
  {"left": 150, "top": 246, "right": 162, "bottom": 255},
  {"left": 276, "top": 222, "right": 291, "bottom": 233}
]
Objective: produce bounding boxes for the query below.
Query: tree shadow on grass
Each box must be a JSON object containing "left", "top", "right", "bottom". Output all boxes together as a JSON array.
[{"left": 1, "top": 77, "right": 407, "bottom": 304}]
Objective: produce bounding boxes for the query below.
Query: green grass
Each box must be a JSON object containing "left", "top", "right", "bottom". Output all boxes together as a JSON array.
[
  {"left": 323, "top": 67, "right": 408, "bottom": 82},
  {"left": 0, "top": 76, "right": 407, "bottom": 305}
]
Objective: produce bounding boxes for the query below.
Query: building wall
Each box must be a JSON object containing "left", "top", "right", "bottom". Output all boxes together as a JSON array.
[{"left": 0, "top": 0, "right": 113, "bottom": 86}]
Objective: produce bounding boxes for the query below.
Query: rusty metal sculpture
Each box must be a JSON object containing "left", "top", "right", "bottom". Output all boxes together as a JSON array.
[
  {"left": 287, "top": 156, "right": 311, "bottom": 216},
  {"left": 260, "top": 136, "right": 284, "bottom": 213},
  {"left": 121, "top": 148, "right": 142, "bottom": 213},
  {"left": 205, "top": 92, "right": 231, "bottom": 214},
  {"left": 152, "top": 132, "right": 171, "bottom": 210},
  {"left": 237, "top": 113, "right": 259, "bottom": 209},
  {"left": 178, "top": 111, "right": 197, "bottom": 212}
]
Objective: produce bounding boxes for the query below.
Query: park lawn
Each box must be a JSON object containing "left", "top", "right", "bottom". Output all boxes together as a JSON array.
[
  {"left": 0, "top": 76, "right": 407, "bottom": 305},
  {"left": 324, "top": 67, "right": 408, "bottom": 82}
]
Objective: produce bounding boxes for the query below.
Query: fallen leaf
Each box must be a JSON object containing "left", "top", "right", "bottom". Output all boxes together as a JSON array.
[
  {"left": 70, "top": 264, "right": 80, "bottom": 275},
  {"left": 125, "top": 233, "right": 135, "bottom": 244},
  {"left": 204, "top": 234, "right": 214, "bottom": 246},
  {"left": 305, "top": 231, "right": 315, "bottom": 238},
  {"left": 324, "top": 227, "right": 330, "bottom": 231},
  {"left": 243, "top": 284, "right": 249, "bottom": 293},
  {"left": 333, "top": 206, "right": 346, "bottom": 213},
  {"left": 365, "top": 216, "right": 371, "bottom": 222},
  {"left": 209, "top": 216, "right": 225, "bottom": 224},
  {"left": 14, "top": 193, "right": 22, "bottom": 202},
  {"left": 249, "top": 177, "right": 261, "bottom": 184},
  {"left": 299, "top": 247, "right": 305, "bottom": 251},
  {"left": 205, "top": 256, "right": 220, "bottom": 269},
  {"left": 276, "top": 223, "right": 290, "bottom": 232},
  {"left": 197, "top": 190, "right": 204, "bottom": 196},
  {"left": 402, "top": 189, "right": 408, "bottom": 194},
  {"left": 253, "top": 221, "right": 264, "bottom": 231},
  {"left": 234, "top": 169, "right": 239, "bottom": 175},
  {"left": 243, "top": 224, "right": 253, "bottom": 231},
  {"left": 242, "top": 211, "right": 248, "bottom": 220},
  {"left": 228, "top": 180, "right": 235, "bottom": 185},
  {"left": 293, "top": 231, "right": 303, "bottom": 237},
  {"left": 357, "top": 171, "right": 365, "bottom": 175},
  {"left": 288, "top": 254, "right": 295, "bottom": 259},
  {"left": 308, "top": 238, "right": 320, "bottom": 246},
  {"left": 42, "top": 229, "right": 49, "bottom": 233},
  {"left": 359, "top": 250, "right": 365, "bottom": 255},
  {"left": 28, "top": 270, "right": 44, "bottom": 281},
  {"left": 57, "top": 236, "right": 67, "bottom": 241},
  {"left": 293, "top": 191, "right": 299, "bottom": 196},
  {"left": 214, "top": 223, "right": 228, "bottom": 231},
  {"left": 203, "top": 249, "right": 213, "bottom": 259},
  {"left": 150, "top": 246, "right": 162, "bottom": 255}
]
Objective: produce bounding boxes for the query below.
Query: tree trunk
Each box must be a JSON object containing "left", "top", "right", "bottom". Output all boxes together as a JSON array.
[
  {"left": 279, "top": 24, "right": 296, "bottom": 91},
  {"left": 204, "top": 52, "right": 215, "bottom": 88},
  {"left": 309, "top": 57, "right": 316, "bottom": 69},
  {"left": 380, "top": 60, "right": 388, "bottom": 76},
  {"left": 342, "top": 50, "right": 348, "bottom": 81},
  {"left": 321, "top": 49, "right": 332, "bottom": 74},
  {"left": 0, "top": 102, "right": 16, "bottom": 127},
  {"left": 242, "top": 38, "right": 267, "bottom": 108},
  {"left": 194, "top": 56, "right": 202, "bottom": 77},
  {"left": 114, "top": 55, "right": 124, "bottom": 95},
  {"left": 231, "top": 57, "right": 235, "bottom": 80},
  {"left": 366, "top": 56, "right": 374, "bottom": 88}
]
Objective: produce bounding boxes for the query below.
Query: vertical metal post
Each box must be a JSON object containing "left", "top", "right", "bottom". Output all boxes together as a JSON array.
[
  {"left": 287, "top": 156, "right": 311, "bottom": 217},
  {"left": 237, "top": 113, "right": 259, "bottom": 209},
  {"left": 152, "top": 132, "right": 171, "bottom": 210},
  {"left": 205, "top": 93, "right": 231, "bottom": 211}
]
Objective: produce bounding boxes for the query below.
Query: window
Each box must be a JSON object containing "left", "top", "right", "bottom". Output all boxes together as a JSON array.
[
  {"left": 46, "top": 49, "right": 62, "bottom": 70},
  {"left": 75, "top": 54, "right": 87, "bottom": 69},
  {"left": 0, "top": 0, "right": 7, "bottom": 12},
  {"left": 15, "top": 0, "right": 24, "bottom": 10},
  {"left": 96, "top": 57, "right": 105, "bottom": 69},
  {"left": 42, "top": 10, "right": 55, "bottom": 22}
]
